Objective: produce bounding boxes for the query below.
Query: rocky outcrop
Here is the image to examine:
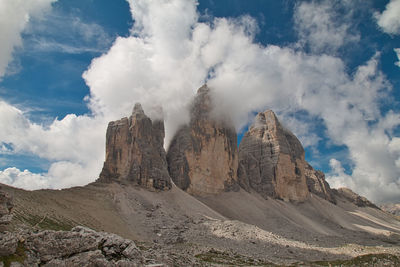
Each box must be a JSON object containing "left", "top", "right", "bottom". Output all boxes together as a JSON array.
[
  {"left": 380, "top": 203, "right": 400, "bottom": 216},
  {"left": 238, "top": 110, "right": 310, "bottom": 202},
  {"left": 305, "top": 163, "right": 336, "bottom": 204},
  {"left": 167, "top": 85, "right": 239, "bottom": 195},
  {"left": 0, "top": 186, "right": 13, "bottom": 231},
  {"left": 0, "top": 226, "right": 143, "bottom": 266},
  {"left": 98, "top": 103, "right": 171, "bottom": 191},
  {"left": 334, "top": 188, "right": 379, "bottom": 209}
]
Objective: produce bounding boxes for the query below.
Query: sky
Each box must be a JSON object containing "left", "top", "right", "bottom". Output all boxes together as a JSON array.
[{"left": 0, "top": 0, "right": 400, "bottom": 204}]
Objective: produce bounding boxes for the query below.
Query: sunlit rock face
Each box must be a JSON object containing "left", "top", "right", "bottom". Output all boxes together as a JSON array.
[
  {"left": 167, "top": 85, "right": 239, "bottom": 195},
  {"left": 98, "top": 103, "right": 171, "bottom": 191},
  {"left": 238, "top": 110, "right": 310, "bottom": 202}
]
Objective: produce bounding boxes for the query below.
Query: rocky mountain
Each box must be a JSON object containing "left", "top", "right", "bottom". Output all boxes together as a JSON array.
[
  {"left": 238, "top": 110, "right": 308, "bottom": 202},
  {"left": 305, "top": 163, "right": 336, "bottom": 204},
  {"left": 1, "top": 85, "right": 400, "bottom": 266},
  {"left": 98, "top": 103, "right": 171, "bottom": 191},
  {"left": 167, "top": 85, "right": 239, "bottom": 195},
  {"left": 238, "top": 110, "right": 336, "bottom": 203},
  {"left": 334, "top": 187, "right": 379, "bottom": 209},
  {"left": 380, "top": 203, "right": 400, "bottom": 216}
]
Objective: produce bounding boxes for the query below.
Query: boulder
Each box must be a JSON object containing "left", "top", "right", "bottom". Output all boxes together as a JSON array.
[
  {"left": 238, "top": 110, "right": 310, "bottom": 202},
  {"left": 0, "top": 226, "right": 144, "bottom": 266},
  {"left": 98, "top": 103, "right": 171, "bottom": 191},
  {"left": 167, "top": 85, "right": 239, "bottom": 195}
]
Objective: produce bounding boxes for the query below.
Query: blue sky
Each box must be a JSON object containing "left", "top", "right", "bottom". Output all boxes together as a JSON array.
[{"left": 0, "top": 0, "right": 400, "bottom": 203}]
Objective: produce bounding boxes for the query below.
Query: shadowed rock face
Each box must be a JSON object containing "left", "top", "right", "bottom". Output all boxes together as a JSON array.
[
  {"left": 238, "top": 110, "right": 310, "bottom": 202},
  {"left": 305, "top": 163, "right": 336, "bottom": 204},
  {"left": 98, "top": 103, "right": 171, "bottom": 191},
  {"left": 167, "top": 85, "right": 239, "bottom": 195}
]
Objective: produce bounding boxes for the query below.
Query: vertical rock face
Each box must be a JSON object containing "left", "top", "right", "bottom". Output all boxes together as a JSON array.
[
  {"left": 238, "top": 110, "right": 310, "bottom": 202},
  {"left": 98, "top": 103, "right": 171, "bottom": 191},
  {"left": 305, "top": 163, "right": 336, "bottom": 204},
  {"left": 0, "top": 186, "right": 13, "bottom": 230},
  {"left": 167, "top": 85, "right": 239, "bottom": 195}
]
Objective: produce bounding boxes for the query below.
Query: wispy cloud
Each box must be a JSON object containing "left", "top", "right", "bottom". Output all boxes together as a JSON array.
[
  {"left": 23, "top": 14, "right": 114, "bottom": 55},
  {"left": 294, "top": 0, "right": 360, "bottom": 55},
  {"left": 0, "top": 0, "right": 56, "bottom": 79},
  {"left": 30, "top": 38, "right": 107, "bottom": 54},
  {"left": 395, "top": 48, "right": 400, "bottom": 67}
]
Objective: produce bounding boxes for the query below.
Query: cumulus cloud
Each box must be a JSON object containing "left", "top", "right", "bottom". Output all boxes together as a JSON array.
[
  {"left": 0, "top": 0, "right": 56, "bottom": 79},
  {"left": 294, "top": 0, "right": 359, "bottom": 54},
  {"left": 375, "top": 0, "right": 400, "bottom": 35},
  {"left": 0, "top": 101, "right": 106, "bottom": 189},
  {"left": 1, "top": 0, "right": 400, "bottom": 203},
  {"left": 0, "top": 168, "right": 49, "bottom": 190}
]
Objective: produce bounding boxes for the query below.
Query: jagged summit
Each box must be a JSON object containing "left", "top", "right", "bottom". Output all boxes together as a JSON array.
[
  {"left": 167, "top": 85, "right": 239, "bottom": 195},
  {"left": 3, "top": 86, "right": 400, "bottom": 266},
  {"left": 98, "top": 104, "right": 171, "bottom": 191},
  {"left": 197, "top": 83, "right": 210, "bottom": 94},
  {"left": 132, "top": 102, "right": 144, "bottom": 114},
  {"left": 238, "top": 109, "right": 335, "bottom": 203}
]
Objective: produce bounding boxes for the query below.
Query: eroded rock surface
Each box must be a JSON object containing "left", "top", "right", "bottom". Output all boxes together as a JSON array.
[
  {"left": 305, "top": 163, "right": 336, "bottom": 204},
  {"left": 238, "top": 110, "right": 310, "bottom": 202},
  {"left": 334, "top": 188, "right": 379, "bottom": 209},
  {"left": 0, "top": 186, "right": 13, "bottom": 231},
  {"left": 167, "top": 85, "right": 239, "bottom": 195},
  {"left": 0, "top": 226, "right": 143, "bottom": 266},
  {"left": 380, "top": 203, "right": 400, "bottom": 216},
  {"left": 98, "top": 103, "right": 171, "bottom": 191}
]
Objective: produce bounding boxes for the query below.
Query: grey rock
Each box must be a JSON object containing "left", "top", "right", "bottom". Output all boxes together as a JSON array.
[
  {"left": 380, "top": 203, "right": 400, "bottom": 216},
  {"left": 9, "top": 262, "right": 24, "bottom": 267},
  {"left": 25, "top": 229, "right": 100, "bottom": 262},
  {"left": 167, "top": 85, "right": 239, "bottom": 195},
  {"left": 0, "top": 186, "right": 13, "bottom": 230},
  {"left": 98, "top": 103, "right": 171, "bottom": 191},
  {"left": 1, "top": 226, "right": 144, "bottom": 266},
  {"left": 122, "top": 243, "right": 141, "bottom": 259},
  {"left": 305, "top": 163, "right": 336, "bottom": 204},
  {"left": 0, "top": 232, "right": 18, "bottom": 256},
  {"left": 334, "top": 188, "right": 378, "bottom": 209},
  {"left": 238, "top": 110, "right": 310, "bottom": 202},
  {"left": 43, "top": 250, "right": 110, "bottom": 267}
]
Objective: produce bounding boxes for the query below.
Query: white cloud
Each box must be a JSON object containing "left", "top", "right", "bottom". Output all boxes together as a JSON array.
[
  {"left": 0, "top": 0, "right": 56, "bottom": 79},
  {"left": 395, "top": 48, "right": 400, "bottom": 67},
  {"left": 0, "top": 167, "right": 49, "bottom": 190},
  {"left": 326, "top": 159, "right": 354, "bottom": 189},
  {"left": 375, "top": 0, "right": 400, "bottom": 35},
  {"left": 294, "top": 0, "right": 359, "bottom": 54},
  {"left": 0, "top": 101, "right": 106, "bottom": 189},
  {"left": 1, "top": 0, "right": 400, "bottom": 204},
  {"left": 25, "top": 15, "right": 113, "bottom": 54}
]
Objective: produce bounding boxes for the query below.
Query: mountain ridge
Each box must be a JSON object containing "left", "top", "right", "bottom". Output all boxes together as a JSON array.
[{"left": 1, "top": 85, "right": 400, "bottom": 266}]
